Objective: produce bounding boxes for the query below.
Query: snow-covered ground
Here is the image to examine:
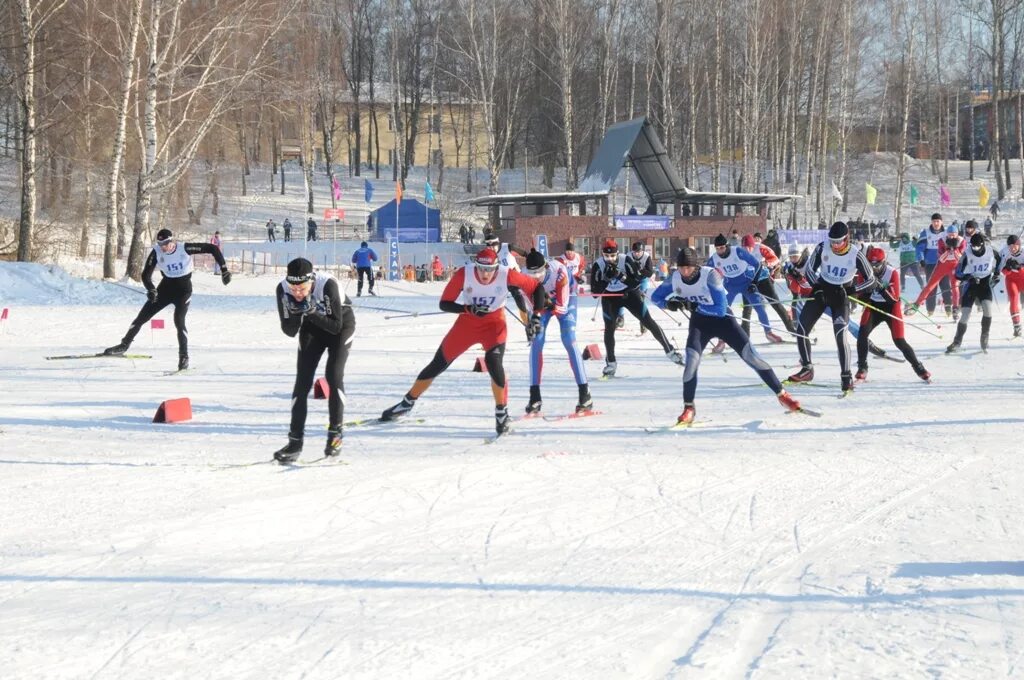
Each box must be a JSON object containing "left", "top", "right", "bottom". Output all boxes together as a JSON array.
[{"left": 1, "top": 261, "right": 1023, "bottom": 679}]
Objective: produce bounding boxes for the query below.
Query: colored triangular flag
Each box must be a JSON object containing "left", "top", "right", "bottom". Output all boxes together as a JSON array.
[
  {"left": 979, "top": 183, "right": 990, "bottom": 208},
  {"left": 831, "top": 181, "right": 843, "bottom": 202},
  {"left": 909, "top": 185, "right": 919, "bottom": 205},
  {"left": 332, "top": 176, "right": 342, "bottom": 202},
  {"left": 940, "top": 185, "right": 952, "bottom": 207},
  {"left": 865, "top": 183, "right": 877, "bottom": 205},
  {"left": 424, "top": 181, "right": 435, "bottom": 203},
  {"left": 363, "top": 179, "right": 374, "bottom": 203},
  {"left": 395, "top": 182, "right": 403, "bottom": 204}
]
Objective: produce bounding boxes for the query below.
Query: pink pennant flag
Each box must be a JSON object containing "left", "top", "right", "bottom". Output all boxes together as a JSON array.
[
  {"left": 939, "top": 185, "right": 952, "bottom": 207},
  {"left": 0, "top": 308, "right": 7, "bottom": 321},
  {"left": 150, "top": 319, "right": 165, "bottom": 329},
  {"left": 332, "top": 177, "right": 342, "bottom": 202}
]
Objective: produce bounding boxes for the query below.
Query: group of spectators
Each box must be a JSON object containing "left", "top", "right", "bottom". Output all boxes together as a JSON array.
[{"left": 265, "top": 217, "right": 320, "bottom": 242}]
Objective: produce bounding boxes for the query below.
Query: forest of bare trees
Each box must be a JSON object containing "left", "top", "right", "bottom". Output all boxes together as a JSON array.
[{"left": 1, "top": 0, "right": 1023, "bottom": 276}]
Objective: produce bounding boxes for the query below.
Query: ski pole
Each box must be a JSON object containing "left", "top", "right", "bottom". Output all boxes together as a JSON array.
[
  {"left": 383, "top": 311, "right": 448, "bottom": 320},
  {"left": 352, "top": 303, "right": 418, "bottom": 314},
  {"left": 109, "top": 281, "right": 147, "bottom": 296},
  {"left": 739, "top": 296, "right": 813, "bottom": 308},
  {"left": 898, "top": 295, "right": 943, "bottom": 330},
  {"left": 590, "top": 297, "right": 601, "bottom": 322},
  {"left": 724, "top": 309, "right": 813, "bottom": 341},
  {"left": 850, "top": 297, "right": 944, "bottom": 338}
]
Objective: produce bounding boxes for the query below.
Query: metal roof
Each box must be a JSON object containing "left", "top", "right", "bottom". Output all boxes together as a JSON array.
[{"left": 464, "top": 117, "right": 801, "bottom": 208}]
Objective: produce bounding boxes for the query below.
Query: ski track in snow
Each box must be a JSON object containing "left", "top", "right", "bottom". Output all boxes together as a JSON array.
[{"left": 0, "top": 263, "right": 1023, "bottom": 679}]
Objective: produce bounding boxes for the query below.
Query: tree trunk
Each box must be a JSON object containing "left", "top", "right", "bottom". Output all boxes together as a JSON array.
[
  {"left": 16, "top": 0, "right": 37, "bottom": 262},
  {"left": 103, "top": 0, "right": 143, "bottom": 278}
]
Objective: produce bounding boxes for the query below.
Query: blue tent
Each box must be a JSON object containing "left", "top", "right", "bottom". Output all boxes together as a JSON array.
[{"left": 370, "top": 197, "right": 441, "bottom": 243}]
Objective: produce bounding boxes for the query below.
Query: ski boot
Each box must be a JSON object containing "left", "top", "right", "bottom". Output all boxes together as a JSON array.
[
  {"left": 710, "top": 339, "right": 727, "bottom": 354},
  {"left": 178, "top": 353, "right": 189, "bottom": 371},
  {"left": 103, "top": 342, "right": 130, "bottom": 356},
  {"left": 324, "top": 428, "right": 342, "bottom": 456},
  {"left": 602, "top": 361, "right": 617, "bottom": 378},
  {"left": 765, "top": 331, "right": 784, "bottom": 344},
  {"left": 777, "top": 390, "right": 801, "bottom": 412},
  {"left": 1014, "top": 324, "right": 1022, "bottom": 338},
  {"left": 855, "top": 367, "right": 868, "bottom": 382},
  {"left": 946, "top": 323, "right": 967, "bottom": 354},
  {"left": 495, "top": 405, "right": 512, "bottom": 435},
  {"left": 981, "top": 316, "right": 992, "bottom": 352},
  {"left": 369, "top": 289, "right": 378, "bottom": 296},
  {"left": 357, "top": 291, "right": 362, "bottom": 297},
  {"left": 274, "top": 436, "right": 303, "bottom": 464},
  {"left": 615, "top": 315, "right": 625, "bottom": 330},
  {"left": 665, "top": 347, "right": 685, "bottom": 366},
  {"left": 787, "top": 365, "right": 814, "bottom": 383},
  {"left": 381, "top": 394, "right": 416, "bottom": 421},
  {"left": 952, "top": 307, "right": 960, "bottom": 321},
  {"left": 677, "top": 403, "right": 696, "bottom": 425},
  {"left": 575, "top": 385, "right": 594, "bottom": 414},
  {"left": 914, "top": 364, "right": 931, "bottom": 383},
  {"left": 841, "top": 372, "right": 854, "bottom": 393},
  {"left": 525, "top": 385, "right": 542, "bottom": 415},
  {"left": 944, "top": 305, "right": 953, "bottom": 318}
]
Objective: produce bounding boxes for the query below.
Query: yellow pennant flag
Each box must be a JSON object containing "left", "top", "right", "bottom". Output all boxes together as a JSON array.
[
  {"left": 979, "top": 184, "right": 990, "bottom": 208},
  {"left": 865, "top": 183, "right": 877, "bottom": 205}
]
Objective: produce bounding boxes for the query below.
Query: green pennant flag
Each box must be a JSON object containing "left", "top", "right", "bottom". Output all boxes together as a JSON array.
[
  {"left": 909, "top": 185, "right": 919, "bottom": 205},
  {"left": 865, "top": 183, "right": 877, "bottom": 205}
]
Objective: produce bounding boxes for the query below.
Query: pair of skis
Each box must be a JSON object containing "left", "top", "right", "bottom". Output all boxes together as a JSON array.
[{"left": 644, "top": 403, "right": 821, "bottom": 433}]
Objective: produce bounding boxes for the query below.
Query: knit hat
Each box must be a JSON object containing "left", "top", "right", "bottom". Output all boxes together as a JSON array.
[
  {"left": 525, "top": 248, "right": 546, "bottom": 271},
  {"left": 286, "top": 258, "right": 315, "bottom": 283}
]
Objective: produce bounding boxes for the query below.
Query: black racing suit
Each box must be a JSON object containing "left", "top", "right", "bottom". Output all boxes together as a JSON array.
[
  {"left": 119, "top": 243, "right": 227, "bottom": 357},
  {"left": 591, "top": 255, "right": 673, "bottom": 363},
  {"left": 277, "top": 278, "right": 356, "bottom": 440}
]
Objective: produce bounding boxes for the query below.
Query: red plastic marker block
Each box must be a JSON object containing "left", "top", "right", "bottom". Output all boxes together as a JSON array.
[
  {"left": 472, "top": 356, "right": 486, "bottom": 372},
  {"left": 153, "top": 398, "right": 192, "bottom": 423},
  {"left": 151, "top": 319, "right": 165, "bottom": 329},
  {"left": 582, "top": 343, "right": 602, "bottom": 360},
  {"left": 313, "top": 377, "right": 330, "bottom": 399}
]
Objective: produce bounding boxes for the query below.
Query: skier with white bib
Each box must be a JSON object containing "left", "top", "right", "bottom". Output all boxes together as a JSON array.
[
  {"left": 103, "top": 228, "right": 231, "bottom": 370},
  {"left": 946, "top": 232, "right": 1002, "bottom": 354},
  {"left": 787, "top": 221, "right": 876, "bottom": 393},
  {"left": 651, "top": 247, "right": 803, "bottom": 425},
  {"left": 273, "top": 258, "right": 356, "bottom": 464}
]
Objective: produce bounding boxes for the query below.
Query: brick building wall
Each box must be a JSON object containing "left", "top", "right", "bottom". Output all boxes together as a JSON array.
[{"left": 499, "top": 214, "right": 766, "bottom": 261}]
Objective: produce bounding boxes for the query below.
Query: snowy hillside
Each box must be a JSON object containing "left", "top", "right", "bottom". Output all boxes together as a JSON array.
[{"left": 0, "top": 261, "right": 1022, "bottom": 679}]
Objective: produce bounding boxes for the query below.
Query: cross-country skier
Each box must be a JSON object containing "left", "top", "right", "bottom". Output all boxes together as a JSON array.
[
  {"left": 889, "top": 232, "right": 926, "bottom": 291},
  {"left": 785, "top": 242, "right": 889, "bottom": 360},
  {"left": 915, "top": 213, "right": 947, "bottom": 314},
  {"left": 739, "top": 233, "right": 795, "bottom": 338},
  {"left": 351, "top": 241, "right": 378, "bottom": 297},
  {"left": 272, "top": 258, "right": 356, "bottom": 463},
  {"left": 787, "top": 221, "right": 876, "bottom": 393},
  {"left": 616, "top": 241, "right": 654, "bottom": 331},
  {"left": 706, "top": 233, "right": 781, "bottom": 353},
  {"left": 854, "top": 246, "right": 931, "bottom": 382},
  {"left": 590, "top": 238, "right": 683, "bottom": 377},
  {"left": 522, "top": 249, "right": 592, "bottom": 416},
  {"left": 999, "top": 234, "right": 1024, "bottom": 337},
  {"left": 907, "top": 222, "right": 965, "bottom": 318},
  {"left": 946, "top": 232, "right": 1002, "bottom": 353},
  {"left": 103, "top": 228, "right": 231, "bottom": 370},
  {"left": 651, "top": 247, "right": 802, "bottom": 425},
  {"left": 555, "top": 242, "right": 587, "bottom": 295},
  {"left": 379, "top": 247, "right": 547, "bottom": 435}
]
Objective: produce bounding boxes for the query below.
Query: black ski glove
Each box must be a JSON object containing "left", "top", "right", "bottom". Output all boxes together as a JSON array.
[{"left": 466, "top": 302, "right": 490, "bottom": 317}]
